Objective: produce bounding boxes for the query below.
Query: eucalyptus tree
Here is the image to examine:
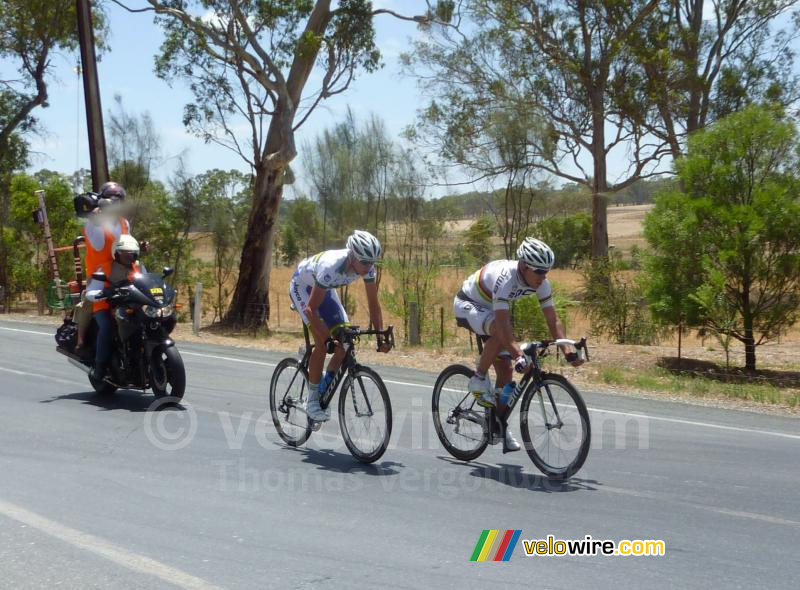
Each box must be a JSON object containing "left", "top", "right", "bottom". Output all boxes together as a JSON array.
[
  {"left": 140, "top": 0, "right": 453, "bottom": 328},
  {"left": 631, "top": 0, "right": 800, "bottom": 159}
]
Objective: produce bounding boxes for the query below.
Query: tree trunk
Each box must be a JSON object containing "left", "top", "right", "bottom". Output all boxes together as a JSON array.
[
  {"left": 743, "top": 324, "right": 756, "bottom": 371},
  {"left": 225, "top": 164, "right": 284, "bottom": 329},
  {"left": 591, "top": 189, "right": 609, "bottom": 258},
  {"left": 590, "top": 84, "right": 609, "bottom": 258}
]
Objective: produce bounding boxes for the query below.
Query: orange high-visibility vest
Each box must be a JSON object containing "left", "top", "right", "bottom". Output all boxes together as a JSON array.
[{"left": 82, "top": 218, "right": 130, "bottom": 312}]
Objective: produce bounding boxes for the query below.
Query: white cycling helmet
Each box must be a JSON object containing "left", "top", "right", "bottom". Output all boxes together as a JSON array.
[
  {"left": 517, "top": 237, "right": 554, "bottom": 270},
  {"left": 112, "top": 234, "right": 140, "bottom": 260},
  {"left": 346, "top": 230, "right": 382, "bottom": 263}
]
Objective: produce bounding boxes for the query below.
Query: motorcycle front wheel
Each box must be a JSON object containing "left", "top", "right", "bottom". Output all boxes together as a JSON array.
[{"left": 150, "top": 346, "right": 186, "bottom": 400}]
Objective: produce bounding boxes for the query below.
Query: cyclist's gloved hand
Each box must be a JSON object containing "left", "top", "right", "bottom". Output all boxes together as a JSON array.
[
  {"left": 514, "top": 355, "right": 529, "bottom": 373},
  {"left": 565, "top": 351, "right": 584, "bottom": 367}
]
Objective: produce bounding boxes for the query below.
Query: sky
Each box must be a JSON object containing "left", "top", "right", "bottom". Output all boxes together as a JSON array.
[
  {"left": 25, "top": 0, "right": 443, "bottom": 196},
  {"left": 19, "top": 1, "right": 800, "bottom": 200}
]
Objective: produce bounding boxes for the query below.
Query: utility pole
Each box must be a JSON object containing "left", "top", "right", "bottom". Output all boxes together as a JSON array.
[{"left": 76, "top": 0, "right": 108, "bottom": 191}]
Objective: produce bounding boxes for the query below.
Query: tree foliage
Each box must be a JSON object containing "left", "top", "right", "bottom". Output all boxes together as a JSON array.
[
  {"left": 405, "top": 0, "right": 666, "bottom": 257},
  {"left": 643, "top": 104, "right": 800, "bottom": 370},
  {"left": 631, "top": 0, "right": 800, "bottom": 159},
  {"left": 148, "top": 0, "right": 449, "bottom": 328}
]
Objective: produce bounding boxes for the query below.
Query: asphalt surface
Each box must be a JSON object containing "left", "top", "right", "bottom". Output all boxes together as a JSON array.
[{"left": 0, "top": 318, "right": 798, "bottom": 589}]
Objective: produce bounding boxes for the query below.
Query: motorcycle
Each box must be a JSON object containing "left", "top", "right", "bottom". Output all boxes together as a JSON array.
[{"left": 55, "top": 238, "right": 186, "bottom": 400}]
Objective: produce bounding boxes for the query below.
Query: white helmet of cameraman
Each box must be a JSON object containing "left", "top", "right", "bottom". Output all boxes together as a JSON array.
[{"left": 112, "top": 234, "right": 140, "bottom": 261}]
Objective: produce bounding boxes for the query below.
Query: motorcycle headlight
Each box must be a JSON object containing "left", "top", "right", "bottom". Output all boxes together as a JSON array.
[
  {"left": 143, "top": 305, "right": 160, "bottom": 318},
  {"left": 158, "top": 305, "right": 173, "bottom": 317}
]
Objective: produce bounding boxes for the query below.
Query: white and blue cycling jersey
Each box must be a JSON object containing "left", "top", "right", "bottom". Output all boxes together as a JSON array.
[{"left": 289, "top": 249, "right": 376, "bottom": 330}]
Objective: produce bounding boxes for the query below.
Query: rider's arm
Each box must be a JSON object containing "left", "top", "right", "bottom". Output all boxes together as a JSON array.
[
  {"left": 83, "top": 215, "right": 106, "bottom": 251},
  {"left": 305, "top": 284, "right": 330, "bottom": 343},
  {"left": 364, "top": 280, "right": 383, "bottom": 331},
  {"left": 85, "top": 283, "right": 105, "bottom": 302},
  {"left": 493, "top": 309, "right": 523, "bottom": 359},
  {"left": 542, "top": 306, "right": 583, "bottom": 366}
]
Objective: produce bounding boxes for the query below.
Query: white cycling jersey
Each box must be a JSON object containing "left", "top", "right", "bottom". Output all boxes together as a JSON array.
[
  {"left": 293, "top": 249, "right": 376, "bottom": 290},
  {"left": 458, "top": 260, "right": 554, "bottom": 311}
]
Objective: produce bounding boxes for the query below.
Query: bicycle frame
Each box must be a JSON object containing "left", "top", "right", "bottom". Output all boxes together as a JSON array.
[
  {"left": 473, "top": 336, "right": 589, "bottom": 426},
  {"left": 296, "top": 323, "right": 395, "bottom": 411}
]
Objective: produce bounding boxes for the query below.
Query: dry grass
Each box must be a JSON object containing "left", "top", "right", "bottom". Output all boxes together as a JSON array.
[{"left": 14, "top": 206, "right": 796, "bottom": 411}]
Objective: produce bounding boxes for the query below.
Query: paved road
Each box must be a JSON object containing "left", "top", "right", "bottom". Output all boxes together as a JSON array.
[{"left": 1, "top": 319, "right": 798, "bottom": 589}]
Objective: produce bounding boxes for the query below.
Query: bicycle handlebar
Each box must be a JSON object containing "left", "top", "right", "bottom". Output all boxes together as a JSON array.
[
  {"left": 335, "top": 325, "right": 395, "bottom": 352},
  {"left": 524, "top": 337, "right": 590, "bottom": 362}
]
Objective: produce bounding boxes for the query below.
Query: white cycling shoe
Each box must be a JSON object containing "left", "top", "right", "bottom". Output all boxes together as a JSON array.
[
  {"left": 503, "top": 428, "right": 521, "bottom": 452},
  {"left": 469, "top": 374, "right": 495, "bottom": 408},
  {"left": 305, "top": 399, "right": 330, "bottom": 422}
]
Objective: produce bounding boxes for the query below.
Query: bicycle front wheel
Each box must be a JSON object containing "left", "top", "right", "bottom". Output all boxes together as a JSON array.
[
  {"left": 338, "top": 366, "right": 392, "bottom": 463},
  {"left": 519, "top": 373, "right": 591, "bottom": 480},
  {"left": 269, "top": 357, "right": 313, "bottom": 447},
  {"left": 431, "top": 365, "right": 489, "bottom": 461}
]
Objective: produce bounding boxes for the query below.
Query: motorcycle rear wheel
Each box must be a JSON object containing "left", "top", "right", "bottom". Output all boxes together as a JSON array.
[{"left": 89, "top": 371, "right": 117, "bottom": 396}]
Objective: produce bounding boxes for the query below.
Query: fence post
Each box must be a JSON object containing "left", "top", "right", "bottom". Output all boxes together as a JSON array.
[
  {"left": 193, "top": 282, "right": 202, "bottom": 336},
  {"left": 409, "top": 301, "right": 420, "bottom": 345},
  {"left": 440, "top": 306, "right": 444, "bottom": 349}
]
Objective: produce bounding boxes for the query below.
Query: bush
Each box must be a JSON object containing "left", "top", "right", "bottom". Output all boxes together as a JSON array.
[
  {"left": 535, "top": 213, "right": 591, "bottom": 269},
  {"left": 582, "top": 258, "right": 663, "bottom": 345},
  {"left": 511, "top": 280, "right": 570, "bottom": 341}
]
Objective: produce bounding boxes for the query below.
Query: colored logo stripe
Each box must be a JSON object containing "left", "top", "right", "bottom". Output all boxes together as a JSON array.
[
  {"left": 470, "top": 530, "right": 522, "bottom": 561},
  {"left": 477, "top": 266, "right": 493, "bottom": 302}
]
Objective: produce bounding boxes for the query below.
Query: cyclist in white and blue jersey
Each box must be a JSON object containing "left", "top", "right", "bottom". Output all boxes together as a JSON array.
[
  {"left": 453, "top": 238, "right": 584, "bottom": 450},
  {"left": 289, "top": 230, "right": 391, "bottom": 421}
]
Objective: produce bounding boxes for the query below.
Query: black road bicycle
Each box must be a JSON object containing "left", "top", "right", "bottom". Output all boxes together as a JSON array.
[
  {"left": 269, "top": 324, "right": 395, "bottom": 463},
  {"left": 432, "top": 338, "right": 591, "bottom": 480}
]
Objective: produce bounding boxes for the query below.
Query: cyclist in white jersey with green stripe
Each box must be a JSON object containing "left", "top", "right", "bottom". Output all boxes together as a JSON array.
[
  {"left": 289, "top": 230, "right": 391, "bottom": 421},
  {"left": 453, "top": 238, "right": 584, "bottom": 451}
]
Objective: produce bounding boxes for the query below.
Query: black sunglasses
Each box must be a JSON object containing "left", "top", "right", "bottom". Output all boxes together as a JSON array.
[{"left": 528, "top": 267, "right": 548, "bottom": 275}]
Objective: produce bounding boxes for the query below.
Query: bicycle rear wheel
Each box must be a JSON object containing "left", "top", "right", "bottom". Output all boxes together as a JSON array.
[
  {"left": 431, "top": 365, "right": 489, "bottom": 461},
  {"left": 338, "top": 366, "right": 392, "bottom": 463},
  {"left": 519, "top": 373, "right": 590, "bottom": 480},
  {"left": 269, "top": 357, "right": 313, "bottom": 447}
]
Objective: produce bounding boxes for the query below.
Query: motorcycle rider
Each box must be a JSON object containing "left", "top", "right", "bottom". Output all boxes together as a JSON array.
[{"left": 78, "top": 181, "right": 131, "bottom": 381}]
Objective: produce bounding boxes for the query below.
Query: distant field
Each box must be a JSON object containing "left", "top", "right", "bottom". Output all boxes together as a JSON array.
[
  {"left": 607, "top": 203, "right": 652, "bottom": 252},
  {"left": 184, "top": 204, "right": 653, "bottom": 341}
]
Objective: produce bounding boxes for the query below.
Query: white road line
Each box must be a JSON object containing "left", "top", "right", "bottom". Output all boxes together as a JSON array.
[
  {"left": 181, "top": 350, "right": 276, "bottom": 368},
  {"left": 0, "top": 326, "right": 52, "bottom": 336},
  {"left": 0, "top": 365, "right": 87, "bottom": 388},
  {"left": 0, "top": 499, "right": 219, "bottom": 589},
  {"left": 3, "top": 324, "right": 798, "bottom": 441},
  {"left": 600, "top": 485, "right": 800, "bottom": 528},
  {"left": 588, "top": 408, "right": 800, "bottom": 440}
]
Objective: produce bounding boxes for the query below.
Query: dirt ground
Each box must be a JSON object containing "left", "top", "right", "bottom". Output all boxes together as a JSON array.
[
  {"left": 10, "top": 309, "right": 798, "bottom": 417},
  {"left": 10, "top": 205, "right": 798, "bottom": 416}
]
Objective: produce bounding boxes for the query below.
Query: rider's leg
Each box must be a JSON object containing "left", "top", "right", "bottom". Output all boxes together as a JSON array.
[
  {"left": 92, "top": 309, "right": 113, "bottom": 378},
  {"left": 317, "top": 292, "right": 349, "bottom": 395},
  {"left": 324, "top": 343, "right": 346, "bottom": 377},
  {"left": 493, "top": 357, "right": 513, "bottom": 415},
  {"left": 307, "top": 330, "right": 327, "bottom": 385},
  {"left": 289, "top": 280, "right": 329, "bottom": 421},
  {"left": 304, "top": 329, "right": 330, "bottom": 421}
]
